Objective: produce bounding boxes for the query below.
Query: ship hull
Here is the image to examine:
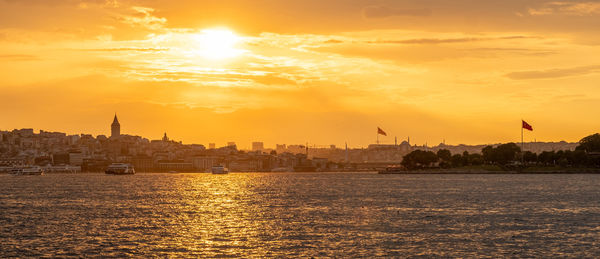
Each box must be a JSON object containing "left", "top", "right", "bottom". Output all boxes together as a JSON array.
[
  {"left": 211, "top": 166, "right": 229, "bottom": 174},
  {"left": 293, "top": 166, "right": 317, "bottom": 172},
  {"left": 105, "top": 170, "right": 135, "bottom": 175},
  {"left": 105, "top": 163, "right": 135, "bottom": 175}
]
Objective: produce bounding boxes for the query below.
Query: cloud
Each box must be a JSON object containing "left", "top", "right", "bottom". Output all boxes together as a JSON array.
[
  {"left": 528, "top": 1, "right": 600, "bottom": 16},
  {"left": 0, "top": 54, "right": 39, "bottom": 61},
  {"left": 119, "top": 6, "right": 166, "bottom": 30},
  {"left": 323, "top": 39, "right": 343, "bottom": 44},
  {"left": 505, "top": 65, "right": 600, "bottom": 80},
  {"left": 466, "top": 47, "right": 556, "bottom": 56},
  {"left": 363, "top": 6, "right": 431, "bottom": 19},
  {"left": 81, "top": 48, "right": 169, "bottom": 52},
  {"left": 368, "top": 36, "right": 529, "bottom": 45}
]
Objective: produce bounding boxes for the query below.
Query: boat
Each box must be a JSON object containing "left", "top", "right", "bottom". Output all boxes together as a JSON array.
[
  {"left": 105, "top": 163, "right": 135, "bottom": 175},
  {"left": 43, "top": 165, "right": 80, "bottom": 173},
  {"left": 378, "top": 166, "right": 406, "bottom": 174},
  {"left": 293, "top": 165, "right": 317, "bottom": 172},
  {"left": 211, "top": 165, "right": 229, "bottom": 174},
  {"left": 271, "top": 167, "right": 292, "bottom": 172},
  {"left": 10, "top": 166, "right": 44, "bottom": 175}
]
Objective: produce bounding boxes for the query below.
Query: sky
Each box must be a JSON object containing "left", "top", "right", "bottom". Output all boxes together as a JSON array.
[{"left": 1, "top": 0, "right": 599, "bottom": 148}]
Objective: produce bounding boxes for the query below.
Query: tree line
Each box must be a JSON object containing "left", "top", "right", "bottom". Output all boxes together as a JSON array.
[{"left": 400, "top": 133, "right": 600, "bottom": 170}]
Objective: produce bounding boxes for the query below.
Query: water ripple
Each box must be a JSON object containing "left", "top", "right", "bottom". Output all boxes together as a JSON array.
[{"left": 1, "top": 173, "right": 599, "bottom": 257}]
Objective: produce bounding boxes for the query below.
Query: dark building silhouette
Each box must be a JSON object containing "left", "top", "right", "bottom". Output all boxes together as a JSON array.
[{"left": 111, "top": 114, "right": 120, "bottom": 138}]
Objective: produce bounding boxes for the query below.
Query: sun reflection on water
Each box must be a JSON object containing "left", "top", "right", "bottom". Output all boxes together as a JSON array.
[{"left": 167, "top": 173, "right": 268, "bottom": 257}]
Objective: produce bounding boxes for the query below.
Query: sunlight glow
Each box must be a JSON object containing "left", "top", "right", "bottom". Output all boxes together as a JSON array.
[{"left": 195, "top": 29, "right": 245, "bottom": 60}]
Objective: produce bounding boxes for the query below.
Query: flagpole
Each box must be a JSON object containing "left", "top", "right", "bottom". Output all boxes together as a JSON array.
[{"left": 521, "top": 120, "right": 524, "bottom": 163}]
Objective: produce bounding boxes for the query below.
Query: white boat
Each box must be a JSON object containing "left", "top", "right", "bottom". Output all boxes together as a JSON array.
[
  {"left": 11, "top": 166, "right": 44, "bottom": 175},
  {"left": 271, "top": 167, "right": 292, "bottom": 172},
  {"left": 43, "top": 165, "right": 81, "bottom": 173},
  {"left": 211, "top": 165, "right": 229, "bottom": 174},
  {"left": 105, "top": 163, "right": 135, "bottom": 175}
]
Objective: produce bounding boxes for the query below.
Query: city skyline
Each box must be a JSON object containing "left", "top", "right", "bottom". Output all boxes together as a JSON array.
[
  {"left": 2, "top": 1, "right": 600, "bottom": 147},
  {"left": 0, "top": 113, "right": 579, "bottom": 151}
]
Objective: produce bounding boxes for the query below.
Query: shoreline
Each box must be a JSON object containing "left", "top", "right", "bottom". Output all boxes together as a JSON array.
[{"left": 379, "top": 169, "right": 600, "bottom": 174}]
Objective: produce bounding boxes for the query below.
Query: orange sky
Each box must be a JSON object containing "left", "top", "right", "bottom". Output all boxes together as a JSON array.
[{"left": 1, "top": 0, "right": 599, "bottom": 148}]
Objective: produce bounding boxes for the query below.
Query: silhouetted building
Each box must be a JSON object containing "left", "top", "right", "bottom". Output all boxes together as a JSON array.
[
  {"left": 68, "top": 151, "right": 83, "bottom": 166},
  {"left": 131, "top": 156, "right": 153, "bottom": 172},
  {"left": 192, "top": 156, "right": 218, "bottom": 171},
  {"left": 111, "top": 114, "right": 120, "bottom": 138},
  {"left": 156, "top": 159, "right": 193, "bottom": 172},
  {"left": 53, "top": 153, "right": 69, "bottom": 165},
  {"left": 82, "top": 158, "right": 109, "bottom": 172},
  {"left": 252, "top": 142, "right": 264, "bottom": 151}
]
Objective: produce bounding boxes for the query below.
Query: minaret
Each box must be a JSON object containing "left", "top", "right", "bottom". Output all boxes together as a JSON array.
[
  {"left": 111, "top": 114, "right": 120, "bottom": 138},
  {"left": 345, "top": 142, "right": 349, "bottom": 163}
]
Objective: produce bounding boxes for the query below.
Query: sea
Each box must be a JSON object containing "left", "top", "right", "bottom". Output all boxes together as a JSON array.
[{"left": 1, "top": 172, "right": 599, "bottom": 257}]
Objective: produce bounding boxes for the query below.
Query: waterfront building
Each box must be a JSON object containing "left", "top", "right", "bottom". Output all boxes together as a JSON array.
[
  {"left": 68, "top": 151, "right": 83, "bottom": 166},
  {"left": 252, "top": 142, "right": 264, "bottom": 151},
  {"left": 192, "top": 156, "right": 219, "bottom": 171},
  {"left": 276, "top": 144, "right": 286, "bottom": 154}
]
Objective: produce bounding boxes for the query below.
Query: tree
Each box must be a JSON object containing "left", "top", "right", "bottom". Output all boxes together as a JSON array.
[
  {"left": 481, "top": 143, "right": 521, "bottom": 165},
  {"left": 576, "top": 133, "right": 600, "bottom": 152},
  {"left": 482, "top": 146, "right": 495, "bottom": 164},
  {"left": 462, "top": 151, "right": 470, "bottom": 165},
  {"left": 523, "top": 151, "right": 537, "bottom": 164},
  {"left": 494, "top": 143, "right": 521, "bottom": 165},
  {"left": 538, "top": 151, "right": 555, "bottom": 165},
  {"left": 469, "top": 153, "right": 484, "bottom": 165},
  {"left": 401, "top": 150, "right": 438, "bottom": 170},
  {"left": 572, "top": 150, "right": 588, "bottom": 166},
  {"left": 450, "top": 154, "right": 464, "bottom": 167},
  {"left": 437, "top": 149, "right": 451, "bottom": 162}
]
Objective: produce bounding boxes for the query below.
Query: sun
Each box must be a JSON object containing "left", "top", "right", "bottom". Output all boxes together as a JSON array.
[{"left": 195, "top": 29, "right": 244, "bottom": 60}]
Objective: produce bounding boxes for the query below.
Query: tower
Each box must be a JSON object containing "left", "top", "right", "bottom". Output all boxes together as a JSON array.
[
  {"left": 111, "top": 114, "right": 120, "bottom": 138},
  {"left": 345, "top": 142, "right": 349, "bottom": 163}
]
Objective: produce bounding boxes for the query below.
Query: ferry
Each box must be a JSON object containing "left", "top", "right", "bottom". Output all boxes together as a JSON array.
[
  {"left": 378, "top": 166, "right": 405, "bottom": 174},
  {"left": 105, "top": 163, "right": 135, "bottom": 175},
  {"left": 211, "top": 165, "right": 229, "bottom": 174},
  {"left": 10, "top": 166, "right": 44, "bottom": 175}
]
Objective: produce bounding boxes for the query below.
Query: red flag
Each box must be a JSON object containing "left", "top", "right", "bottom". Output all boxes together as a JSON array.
[
  {"left": 377, "top": 127, "right": 387, "bottom": 136},
  {"left": 522, "top": 120, "right": 533, "bottom": 131}
]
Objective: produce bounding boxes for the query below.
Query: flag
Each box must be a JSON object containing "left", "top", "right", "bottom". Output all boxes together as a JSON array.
[
  {"left": 522, "top": 120, "right": 533, "bottom": 131},
  {"left": 377, "top": 127, "right": 387, "bottom": 136}
]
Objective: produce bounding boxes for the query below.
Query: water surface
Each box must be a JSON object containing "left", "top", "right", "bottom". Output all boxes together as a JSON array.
[{"left": 1, "top": 173, "right": 599, "bottom": 257}]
